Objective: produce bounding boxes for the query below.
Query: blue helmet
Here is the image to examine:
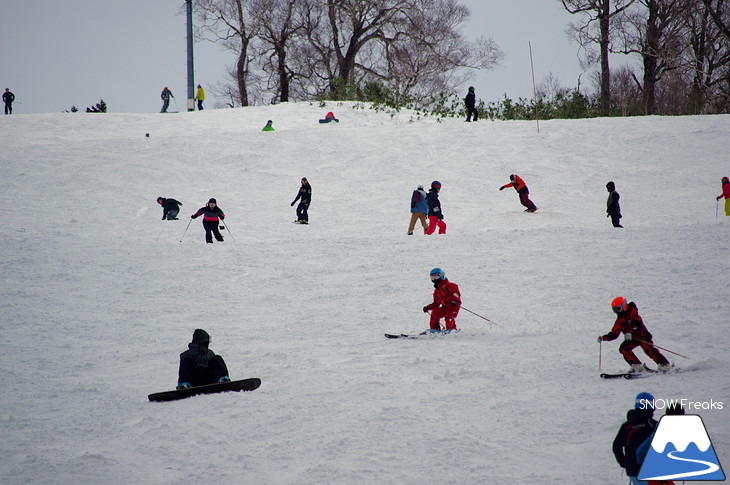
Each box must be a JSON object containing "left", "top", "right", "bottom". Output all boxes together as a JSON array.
[
  {"left": 429, "top": 267, "right": 445, "bottom": 281},
  {"left": 635, "top": 392, "right": 655, "bottom": 409}
]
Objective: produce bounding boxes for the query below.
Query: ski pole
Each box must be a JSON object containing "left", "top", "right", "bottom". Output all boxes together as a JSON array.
[
  {"left": 460, "top": 306, "right": 497, "bottom": 325},
  {"left": 180, "top": 218, "right": 193, "bottom": 242},
  {"left": 598, "top": 340, "right": 602, "bottom": 370},
  {"left": 220, "top": 219, "right": 235, "bottom": 242},
  {"left": 173, "top": 97, "right": 179, "bottom": 112},
  {"left": 635, "top": 339, "right": 689, "bottom": 359},
  {"left": 717, "top": 199, "right": 719, "bottom": 218}
]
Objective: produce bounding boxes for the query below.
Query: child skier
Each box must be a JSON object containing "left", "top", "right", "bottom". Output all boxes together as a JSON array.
[
  {"left": 177, "top": 329, "right": 230, "bottom": 389},
  {"left": 425, "top": 180, "right": 446, "bottom": 234},
  {"left": 422, "top": 267, "right": 461, "bottom": 332},
  {"left": 499, "top": 174, "right": 538, "bottom": 212},
  {"left": 716, "top": 176, "right": 730, "bottom": 216},
  {"left": 191, "top": 198, "right": 225, "bottom": 243},
  {"left": 597, "top": 297, "right": 671, "bottom": 372},
  {"left": 291, "top": 177, "right": 312, "bottom": 224}
]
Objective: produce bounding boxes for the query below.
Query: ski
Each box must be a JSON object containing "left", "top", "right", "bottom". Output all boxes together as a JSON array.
[
  {"left": 384, "top": 329, "right": 459, "bottom": 339},
  {"left": 600, "top": 372, "right": 645, "bottom": 380}
]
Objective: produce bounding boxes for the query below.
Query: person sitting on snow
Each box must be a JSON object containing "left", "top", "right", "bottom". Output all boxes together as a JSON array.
[
  {"left": 422, "top": 267, "right": 461, "bottom": 332},
  {"left": 262, "top": 120, "right": 275, "bottom": 132},
  {"left": 597, "top": 297, "right": 671, "bottom": 373},
  {"left": 156, "top": 197, "right": 182, "bottom": 220},
  {"left": 319, "top": 112, "right": 339, "bottom": 123},
  {"left": 177, "top": 329, "right": 230, "bottom": 389}
]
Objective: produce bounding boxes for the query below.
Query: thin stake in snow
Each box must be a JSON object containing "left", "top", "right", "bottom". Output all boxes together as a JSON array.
[{"left": 529, "top": 41, "right": 540, "bottom": 134}]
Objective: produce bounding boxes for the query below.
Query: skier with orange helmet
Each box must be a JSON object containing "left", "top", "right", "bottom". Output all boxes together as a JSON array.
[
  {"left": 716, "top": 176, "right": 730, "bottom": 216},
  {"left": 598, "top": 297, "right": 671, "bottom": 372}
]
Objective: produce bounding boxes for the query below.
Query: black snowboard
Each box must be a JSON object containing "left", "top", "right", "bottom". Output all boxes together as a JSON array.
[{"left": 148, "top": 377, "right": 261, "bottom": 402}]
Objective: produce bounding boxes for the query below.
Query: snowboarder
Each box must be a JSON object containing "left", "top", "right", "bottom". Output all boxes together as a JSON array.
[
  {"left": 716, "top": 176, "right": 730, "bottom": 216},
  {"left": 191, "top": 198, "right": 225, "bottom": 243},
  {"left": 262, "top": 120, "right": 275, "bottom": 132},
  {"left": 177, "top": 329, "right": 230, "bottom": 389},
  {"left": 291, "top": 177, "right": 312, "bottom": 224},
  {"left": 499, "top": 174, "right": 538, "bottom": 212},
  {"left": 160, "top": 86, "right": 174, "bottom": 113},
  {"left": 407, "top": 184, "right": 428, "bottom": 235},
  {"left": 597, "top": 297, "right": 671, "bottom": 373},
  {"left": 422, "top": 267, "right": 461, "bottom": 332},
  {"left": 156, "top": 196, "right": 182, "bottom": 220},
  {"left": 425, "top": 180, "right": 447, "bottom": 235},
  {"left": 195, "top": 84, "right": 204, "bottom": 110},
  {"left": 3, "top": 88, "right": 15, "bottom": 115},
  {"left": 606, "top": 181, "right": 623, "bottom": 227},
  {"left": 319, "top": 112, "right": 339, "bottom": 123},
  {"left": 464, "top": 86, "right": 478, "bottom": 122},
  {"left": 612, "top": 392, "right": 658, "bottom": 485}
]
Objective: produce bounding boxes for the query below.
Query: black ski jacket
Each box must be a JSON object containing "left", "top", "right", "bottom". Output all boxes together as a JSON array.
[
  {"left": 293, "top": 183, "right": 312, "bottom": 205},
  {"left": 612, "top": 409, "right": 657, "bottom": 477}
]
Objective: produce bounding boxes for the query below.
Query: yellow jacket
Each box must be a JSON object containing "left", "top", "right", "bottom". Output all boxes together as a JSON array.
[{"left": 195, "top": 87, "right": 205, "bottom": 101}]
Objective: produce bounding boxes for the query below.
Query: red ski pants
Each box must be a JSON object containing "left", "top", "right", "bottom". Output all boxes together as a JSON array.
[
  {"left": 425, "top": 216, "right": 446, "bottom": 235},
  {"left": 619, "top": 340, "right": 670, "bottom": 366},
  {"left": 430, "top": 306, "right": 458, "bottom": 331}
]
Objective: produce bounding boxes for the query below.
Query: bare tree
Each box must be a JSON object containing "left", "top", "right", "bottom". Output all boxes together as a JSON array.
[
  {"left": 701, "top": 0, "right": 730, "bottom": 40},
  {"left": 562, "top": 0, "right": 636, "bottom": 115}
]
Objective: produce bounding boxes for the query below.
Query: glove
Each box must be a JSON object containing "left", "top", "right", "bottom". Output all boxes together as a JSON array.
[
  {"left": 624, "top": 333, "right": 632, "bottom": 341},
  {"left": 499, "top": 186, "right": 504, "bottom": 191},
  {"left": 718, "top": 196, "right": 722, "bottom": 201},
  {"left": 597, "top": 336, "right": 603, "bottom": 343},
  {"left": 220, "top": 215, "right": 224, "bottom": 220},
  {"left": 423, "top": 306, "right": 430, "bottom": 313},
  {"left": 190, "top": 214, "right": 196, "bottom": 219},
  {"left": 291, "top": 201, "right": 295, "bottom": 206},
  {"left": 219, "top": 225, "right": 225, "bottom": 230},
  {"left": 450, "top": 300, "right": 458, "bottom": 307}
]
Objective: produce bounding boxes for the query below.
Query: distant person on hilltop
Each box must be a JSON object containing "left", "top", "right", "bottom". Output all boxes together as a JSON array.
[
  {"left": 716, "top": 176, "right": 730, "bottom": 216},
  {"left": 425, "top": 180, "right": 447, "bottom": 235},
  {"left": 612, "top": 392, "right": 658, "bottom": 485},
  {"left": 464, "top": 86, "right": 478, "bottom": 122},
  {"left": 499, "top": 174, "right": 538, "bottom": 212},
  {"left": 160, "top": 86, "right": 174, "bottom": 113},
  {"left": 177, "top": 329, "right": 230, "bottom": 389},
  {"left": 191, "top": 198, "right": 225, "bottom": 243},
  {"left": 291, "top": 177, "right": 312, "bottom": 224},
  {"left": 422, "top": 267, "right": 461, "bottom": 333},
  {"left": 3, "top": 88, "right": 15, "bottom": 115},
  {"left": 606, "top": 181, "right": 623, "bottom": 227},
  {"left": 319, "top": 112, "right": 339, "bottom": 123},
  {"left": 195, "top": 84, "right": 205, "bottom": 110},
  {"left": 262, "top": 120, "right": 275, "bottom": 132},
  {"left": 156, "top": 197, "right": 182, "bottom": 220},
  {"left": 407, "top": 184, "right": 428, "bottom": 235}
]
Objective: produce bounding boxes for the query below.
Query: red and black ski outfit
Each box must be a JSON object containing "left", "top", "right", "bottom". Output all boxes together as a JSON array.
[
  {"left": 191, "top": 199, "right": 225, "bottom": 243},
  {"left": 599, "top": 302, "right": 669, "bottom": 367},
  {"left": 500, "top": 174, "right": 537, "bottom": 212},
  {"left": 423, "top": 278, "right": 461, "bottom": 331},
  {"left": 612, "top": 408, "right": 657, "bottom": 480}
]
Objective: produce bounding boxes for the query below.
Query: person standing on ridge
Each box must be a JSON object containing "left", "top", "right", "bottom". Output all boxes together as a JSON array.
[
  {"left": 191, "top": 198, "right": 225, "bottom": 243},
  {"left": 195, "top": 84, "right": 205, "bottom": 110},
  {"left": 3, "top": 88, "right": 15, "bottom": 115},
  {"left": 716, "top": 176, "right": 730, "bottom": 216},
  {"left": 407, "top": 184, "right": 428, "bottom": 235},
  {"left": 597, "top": 297, "right": 672, "bottom": 373},
  {"left": 291, "top": 177, "right": 312, "bottom": 224},
  {"left": 160, "top": 86, "right": 174, "bottom": 113},
  {"left": 499, "top": 174, "right": 538, "bottom": 212},
  {"left": 425, "top": 180, "right": 447, "bottom": 234},
  {"left": 464, "top": 86, "right": 478, "bottom": 122},
  {"left": 422, "top": 268, "right": 461, "bottom": 332},
  {"left": 177, "top": 329, "right": 230, "bottom": 389},
  {"left": 606, "top": 181, "right": 623, "bottom": 227}
]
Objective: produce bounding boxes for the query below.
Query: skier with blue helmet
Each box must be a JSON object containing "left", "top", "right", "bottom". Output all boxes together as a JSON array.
[
  {"left": 422, "top": 267, "right": 461, "bottom": 332},
  {"left": 612, "top": 392, "right": 658, "bottom": 485}
]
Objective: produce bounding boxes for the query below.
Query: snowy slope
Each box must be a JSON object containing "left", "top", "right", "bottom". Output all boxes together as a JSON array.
[{"left": 0, "top": 103, "right": 728, "bottom": 485}]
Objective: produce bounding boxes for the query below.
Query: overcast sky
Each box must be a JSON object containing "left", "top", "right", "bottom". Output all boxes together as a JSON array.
[{"left": 0, "top": 0, "right": 616, "bottom": 114}]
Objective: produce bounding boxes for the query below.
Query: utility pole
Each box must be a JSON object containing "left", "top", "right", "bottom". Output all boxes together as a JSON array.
[{"left": 186, "top": 0, "right": 195, "bottom": 111}]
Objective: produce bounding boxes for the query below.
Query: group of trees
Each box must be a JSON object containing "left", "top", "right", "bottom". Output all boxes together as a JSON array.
[{"left": 192, "top": 0, "right": 503, "bottom": 108}]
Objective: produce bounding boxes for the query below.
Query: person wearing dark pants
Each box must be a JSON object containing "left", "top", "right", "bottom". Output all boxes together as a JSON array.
[
  {"left": 156, "top": 197, "right": 182, "bottom": 220},
  {"left": 3, "top": 88, "right": 15, "bottom": 115},
  {"left": 191, "top": 198, "right": 225, "bottom": 243},
  {"left": 606, "top": 181, "right": 623, "bottom": 227},
  {"left": 464, "top": 86, "right": 478, "bottom": 122},
  {"left": 499, "top": 174, "right": 537, "bottom": 212},
  {"left": 291, "top": 177, "right": 312, "bottom": 224},
  {"left": 177, "top": 329, "right": 230, "bottom": 389}
]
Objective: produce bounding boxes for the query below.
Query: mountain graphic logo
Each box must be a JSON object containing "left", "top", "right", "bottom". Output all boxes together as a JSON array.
[{"left": 638, "top": 415, "right": 725, "bottom": 481}]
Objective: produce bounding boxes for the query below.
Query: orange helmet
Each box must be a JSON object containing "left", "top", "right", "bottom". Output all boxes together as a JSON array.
[{"left": 611, "top": 296, "right": 628, "bottom": 314}]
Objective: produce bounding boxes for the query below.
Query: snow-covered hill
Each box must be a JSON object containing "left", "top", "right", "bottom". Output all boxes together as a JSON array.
[{"left": 0, "top": 103, "right": 728, "bottom": 484}]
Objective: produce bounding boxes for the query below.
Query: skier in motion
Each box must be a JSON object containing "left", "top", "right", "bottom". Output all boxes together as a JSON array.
[
  {"left": 191, "top": 198, "right": 225, "bottom": 243},
  {"left": 597, "top": 296, "right": 671, "bottom": 373},
  {"left": 422, "top": 267, "right": 461, "bottom": 333},
  {"left": 499, "top": 174, "right": 538, "bottom": 212},
  {"left": 291, "top": 177, "right": 312, "bottom": 224}
]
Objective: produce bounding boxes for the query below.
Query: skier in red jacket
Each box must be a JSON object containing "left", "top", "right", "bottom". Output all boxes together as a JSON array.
[
  {"left": 499, "top": 174, "right": 538, "bottom": 212},
  {"left": 423, "top": 268, "right": 461, "bottom": 332},
  {"left": 598, "top": 297, "right": 671, "bottom": 373}
]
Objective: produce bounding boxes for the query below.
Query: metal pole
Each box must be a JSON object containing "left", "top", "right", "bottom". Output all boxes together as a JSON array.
[
  {"left": 529, "top": 41, "right": 540, "bottom": 134},
  {"left": 186, "top": 0, "right": 195, "bottom": 112}
]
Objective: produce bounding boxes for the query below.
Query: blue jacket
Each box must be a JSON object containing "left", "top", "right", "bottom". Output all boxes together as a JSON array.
[
  {"left": 426, "top": 189, "right": 443, "bottom": 219},
  {"left": 410, "top": 189, "right": 428, "bottom": 214}
]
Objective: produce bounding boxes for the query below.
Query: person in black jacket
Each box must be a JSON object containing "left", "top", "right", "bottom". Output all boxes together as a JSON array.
[
  {"left": 606, "top": 181, "right": 623, "bottom": 228},
  {"left": 177, "top": 329, "right": 230, "bottom": 389},
  {"left": 425, "top": 180, "right": 447, "bottom": 235},
  {"left": 3, "top": 88, "right": 15, "bottom": 115},
  {"left": 156, "top": 197, "right": 182, "bottom": 220},
  {"left": 291, "top": 177, "right": 312, "bottom": 224},
  {"left": 160, "top": 86, "right": 173, "bottom": 113},
  {"left": 191, "top": 198, "right": 225, "bottom": 243},
  {"left": 612, "top": 392, "right": 657, "bottom": 484},
  {"left": 464, "top": 86, "right": 478, "bottom": 122}
]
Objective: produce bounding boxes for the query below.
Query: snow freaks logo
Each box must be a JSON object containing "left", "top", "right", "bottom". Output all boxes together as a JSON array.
[{"left": 638, "top": 415, "right": 726, "bottom": 481}]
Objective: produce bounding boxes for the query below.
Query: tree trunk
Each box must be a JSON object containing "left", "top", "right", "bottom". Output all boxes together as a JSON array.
[
  {"left": 642, "top": 0, "right": 659, "bottom": 114},
  {"left": 236, "top": 44, "right": 249, "bottom": 107},
  {"left": 599, "top": 0, "right": 612, "bottom": 116}
]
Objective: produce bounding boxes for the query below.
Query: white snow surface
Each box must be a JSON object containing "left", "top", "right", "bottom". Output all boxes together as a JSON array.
[{"left": 0, "top": 103, "right": 728, "bottom": 485}]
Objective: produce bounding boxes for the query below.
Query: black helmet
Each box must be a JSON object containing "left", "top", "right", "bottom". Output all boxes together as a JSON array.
[{"left": 192, "top": 329, "right": 210, "bottom": 346}]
